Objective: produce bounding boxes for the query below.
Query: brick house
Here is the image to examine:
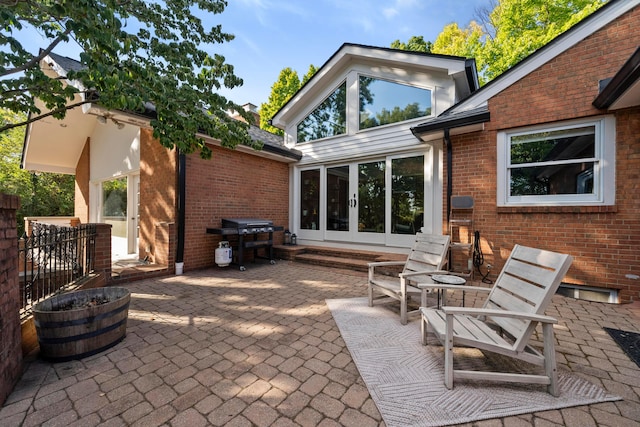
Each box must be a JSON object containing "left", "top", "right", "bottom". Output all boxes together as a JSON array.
[
  {"left": 22, "top": 57, "right": 301, "bottom": 273},
  {"left": 22, "top": 0, "right": 640, "bottom": 301},
  {"left": 408, "top": 0, "right": 640, "bottom": 302},
  {"left": 269, "top": 0, "right": 639, "bottom": 302}
]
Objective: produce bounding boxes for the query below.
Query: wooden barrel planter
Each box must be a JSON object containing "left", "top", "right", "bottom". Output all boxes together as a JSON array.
[{"left": 33, "top": 287, "right": 131, "bottom": 362}]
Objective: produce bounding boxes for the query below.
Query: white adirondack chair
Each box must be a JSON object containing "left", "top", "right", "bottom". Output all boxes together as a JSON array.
[
  {"left": 368, "top": 233, "right": 450, "bottom": 325},
  {"left": 420, "top": 244, "right": 573, "bottom": 396}
]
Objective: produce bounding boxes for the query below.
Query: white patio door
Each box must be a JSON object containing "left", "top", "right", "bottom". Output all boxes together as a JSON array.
[
  {"left": 295, "top": 152, "right": 431, "bottom": 248},
  {"left": 325, "top": 160, "right": 386, "bottom": 244},
  {"left": 127, "top": 174, "right": 140, "bottom": 255}
]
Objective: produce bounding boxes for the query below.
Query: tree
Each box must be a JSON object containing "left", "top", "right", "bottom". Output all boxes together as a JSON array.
[
  {"left": 0, "top": 0, "right": 256, "bottom": 159},
  {"left": 390, "top": 36, "right": 432, "bottom": 53},
  {"left": 259, "top": 64, "right": 318, "bottom": 135},
  {"left": 479, "top": 0, "right": 606, "bottom": 81},
  {"left": 432, "top": 22, "right": 486, "bottom": 82},
  {"left": 0, "top": 109, "right": 74, "bottom": 235},
  {"left": 259, "top": 68, "right": 301, "bottom": 136},
  {"left": 392, "top": 0, "right": 605, "bottom": 84}
]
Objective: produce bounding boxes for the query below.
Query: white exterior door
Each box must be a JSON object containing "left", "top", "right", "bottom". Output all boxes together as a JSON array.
[{"left": 294, "top": 151, "right": 434, "bottom": 248}]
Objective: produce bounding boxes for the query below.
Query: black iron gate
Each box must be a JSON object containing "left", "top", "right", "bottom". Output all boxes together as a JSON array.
[{"left": 18, "top": 223, "right": 96, "bottom": 318}]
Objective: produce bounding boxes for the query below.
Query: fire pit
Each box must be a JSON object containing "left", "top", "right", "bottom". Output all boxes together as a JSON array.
[{"left": 33, "top": 287, "right": 131, "bottom": 362}]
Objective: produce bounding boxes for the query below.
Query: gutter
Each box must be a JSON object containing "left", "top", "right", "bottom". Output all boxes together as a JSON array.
[{"left": 592, "top": 46, "right": 640, "bottom": 109}]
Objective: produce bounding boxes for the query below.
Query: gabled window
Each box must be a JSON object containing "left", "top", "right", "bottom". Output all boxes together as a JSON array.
[
  {"left": 497, "top": 116, "right": 615, "bottom": 206},
  {"left": 359, "top": 76, "right": 431, "bottom": 130},
  {"left": 297, "top": 82, "right": 346, "bottom": 142}
]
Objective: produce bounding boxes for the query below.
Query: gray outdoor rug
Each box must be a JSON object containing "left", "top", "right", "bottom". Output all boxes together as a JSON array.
[{"left": 327, "top": 297, "right": 620, "bottom": 427}]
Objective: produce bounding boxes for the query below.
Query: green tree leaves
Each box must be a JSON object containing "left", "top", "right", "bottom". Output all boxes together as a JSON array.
[
  {"left": 0, "top": 109, "right": 74, "bottom": 235},
  {"left": 392, "top": 0, "right": 605, "bottom": 85},
  {"left": 1, "top": 0, "right": 254, "bottom": 159},
  {"left": 260, "top": 64, "right": 318, "bottom": 135}
]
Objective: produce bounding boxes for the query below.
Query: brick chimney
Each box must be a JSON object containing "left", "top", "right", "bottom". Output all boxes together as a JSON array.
[{"left": 229, "top": 103, "right": 260, "bottom": 126}]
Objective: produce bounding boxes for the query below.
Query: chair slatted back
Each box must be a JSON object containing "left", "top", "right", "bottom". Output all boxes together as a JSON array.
[
  {"left": 484, "top": 245, "right": 573, "bottom": 351},
  {"left": 402, "top": 233, "right": 450, "bottom": 284}
]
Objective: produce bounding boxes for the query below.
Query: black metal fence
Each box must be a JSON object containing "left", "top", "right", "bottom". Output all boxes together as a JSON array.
[{"left": 19, "top": 223, "right": 96, "bottom": 319}]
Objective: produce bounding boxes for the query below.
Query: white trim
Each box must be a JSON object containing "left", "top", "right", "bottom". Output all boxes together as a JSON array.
[
  {"left": 450, "top": 0, "right": 640, "bottom": 114},
  {"left": 272, "top": 44, "right": 471, "bottom": 128},
  {"left": 497, "top": 116, "right": 615, "bottom": 207}
]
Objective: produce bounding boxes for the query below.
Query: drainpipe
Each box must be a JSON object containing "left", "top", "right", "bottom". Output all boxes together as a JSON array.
[
  {"left": 176, "top": 151, "right": 186, "bottom": 270},
  {"left": 444, "top": 128, "right": 452, "bottom": 224}
]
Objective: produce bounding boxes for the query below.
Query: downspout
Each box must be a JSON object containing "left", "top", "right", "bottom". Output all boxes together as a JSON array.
[
  {"left": 176, "top": 151, "right": 186, "bottom": 271},
  {"left": 444, "top": 128, "right": 452, "bottom": 224}
]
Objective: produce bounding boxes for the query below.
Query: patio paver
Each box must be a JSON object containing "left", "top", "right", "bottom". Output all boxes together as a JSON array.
[{"left": 1, "top": 261, "right": 639, "bottom": 426}]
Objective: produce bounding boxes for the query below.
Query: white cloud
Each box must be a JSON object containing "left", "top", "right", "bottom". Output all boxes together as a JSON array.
[{"left": 383, "top": 8, "right": 399, "bottom": 19}]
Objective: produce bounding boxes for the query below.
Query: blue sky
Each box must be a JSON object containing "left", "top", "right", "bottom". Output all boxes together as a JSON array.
[
  {"left": 18, "top": 0, "right": 489, "bottom": 108},
  {"left": 212, "top": 0, "right": 489, "bottom": 106}
]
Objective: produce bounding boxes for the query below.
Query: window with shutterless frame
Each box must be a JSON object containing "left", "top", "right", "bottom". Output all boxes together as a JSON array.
[{"left": 496, "top": 116, "right": 615, "bottom": 206}]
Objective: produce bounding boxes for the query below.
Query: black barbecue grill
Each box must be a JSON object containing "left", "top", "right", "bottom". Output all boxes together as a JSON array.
[{"left": 207, "top": 218, "right": 283, "bottom": 270}]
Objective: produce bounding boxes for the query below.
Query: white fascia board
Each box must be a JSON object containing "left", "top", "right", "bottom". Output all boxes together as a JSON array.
[
  {"left": 22, "top": 161, "right": 76, "bottom": 175},
  {"left": 42, "top": 54, "right": 87, "bottom": 94},
  {"left": 449, "top": 0, "right": 640, "bottom": 114},
  {"left": 271, "top": 44, "right": 468, "bottom": 128}
]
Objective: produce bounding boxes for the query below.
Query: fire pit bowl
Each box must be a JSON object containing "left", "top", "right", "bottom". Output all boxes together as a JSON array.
[{"left": 33, "top": 287, "right": 131, "bottom": 362}]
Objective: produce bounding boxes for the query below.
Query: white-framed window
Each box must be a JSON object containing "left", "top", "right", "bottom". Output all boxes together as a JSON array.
[
  {"left": 296, "top": 81, "right": 347, "bottom": 143},
  {"left": 358, "top": 75, "right": 432, "bottom": 130},
  {"left": 497, "top": 116, "right": 615, "bottom": 206}
]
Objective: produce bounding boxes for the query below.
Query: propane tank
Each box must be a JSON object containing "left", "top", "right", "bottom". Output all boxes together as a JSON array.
[{"left": 215, "top": 241, "right": 232, "bottom": 267}]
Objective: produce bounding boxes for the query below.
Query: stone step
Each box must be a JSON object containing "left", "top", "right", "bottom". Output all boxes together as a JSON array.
[
  {"left": 274, "top": 245, "right": 407, "bottom": 273},
  {"left": 294, "top": 253, "right": 372, "bottom": 272}
]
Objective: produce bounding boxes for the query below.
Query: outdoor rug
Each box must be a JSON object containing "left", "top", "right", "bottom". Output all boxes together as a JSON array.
[
  {"left": 327, "top": 297, "right": 620, "bottom": 427},
  {"left": 604, "top": 327, "right": 640, "bottom": 368}
]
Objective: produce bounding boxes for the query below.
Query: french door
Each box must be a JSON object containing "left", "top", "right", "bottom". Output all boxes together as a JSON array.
[{"left": 297, "top": 153, "right": 427, "bottom": 247}]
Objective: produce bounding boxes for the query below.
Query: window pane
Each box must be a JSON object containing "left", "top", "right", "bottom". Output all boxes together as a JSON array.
[
  {"left": 300, "top": 170, "right": 320, "bottom": 230},
  {"left": 358, "top": 161, "right": 385, "bottom": 233},
  {"left": 327, "top": 166, "right": 349, "bottom": 231},
  {"left": 510, "top": 163, "right": 595, "bottom": 196},
  {"left": 359, "top": 76, "right": 431, "bottom": 130},
  {"left": 509, "top": 125, "right": 597, "bottom": 197},
  {"left": 297, "top": 82, "right": 346, "bottom": 142},
  {"left": 102, "top": 177, "right": 127, "bottom": 238},
  {"left": 510, "top": 127, "right": 595, "bottom": 165},
  {"left": 391, "top": 156, "right": 424, "bottom": 234}
]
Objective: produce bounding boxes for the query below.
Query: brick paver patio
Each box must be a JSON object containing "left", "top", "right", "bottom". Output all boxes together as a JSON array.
[{"left": 1, "top": 261, "right": 639, "bottom": 426}]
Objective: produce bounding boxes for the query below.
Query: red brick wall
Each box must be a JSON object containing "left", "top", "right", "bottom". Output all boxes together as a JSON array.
[
  {"left": 74, "top": 138, "right": 90, "bottom": 223},
  {"left": 448, "top": 6, "right": 640, "bottom": 301},
  {"left": 139, "top": 129, "right": 177, "bottom": 265},
  {"left": 184, "top": 144, "right": 290, "bottom": 270},
  {"left": 0, "top": 193, "right": 22, "bottom": 406}
]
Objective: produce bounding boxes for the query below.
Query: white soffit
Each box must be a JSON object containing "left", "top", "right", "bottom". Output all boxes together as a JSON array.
[{"left": 23, "top": 102, "right": 96, "bottom": 174}]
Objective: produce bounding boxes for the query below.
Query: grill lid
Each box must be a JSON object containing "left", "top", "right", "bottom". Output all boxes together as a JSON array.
[{"left": 222, "top": 218, "right": 274, "bottom": 228}]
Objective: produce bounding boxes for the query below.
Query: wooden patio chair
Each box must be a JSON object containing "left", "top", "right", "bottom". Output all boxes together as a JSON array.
[
  {"left": 368, "top": 232, "right": 450, "bottom": 325},
  {"left": 420, "top": 244, "right": 573, "bottom": 396}
]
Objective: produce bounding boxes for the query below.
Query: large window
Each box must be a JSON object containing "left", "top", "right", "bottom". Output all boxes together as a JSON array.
[
  {"left": 359, "top": 76, "right": 431, "bottom": 130},
  {"left": 497, "top": 117, "right": 615, "bottom": 206},
  {"left": 297, "top": 82, "right": 346, "bottom": 142}
]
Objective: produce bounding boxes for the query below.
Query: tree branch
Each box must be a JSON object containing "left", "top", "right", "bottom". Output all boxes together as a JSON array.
[
  {"left": 1, "top": 27, "right": 72, "bottom": 77},
  {"left": 0, "top": 99, "right": 94, "bottom": 133}
]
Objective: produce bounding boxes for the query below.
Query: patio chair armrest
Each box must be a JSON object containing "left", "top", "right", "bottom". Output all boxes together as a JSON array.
[
  {"left": 416, "top": 283, "right": 491, "bottom": 293},
  {"left": 367, "top": 261, "right": 406, "bottom": 269},
  {"left": 440, "top": 306, "right": 558, "bottom": 323},
  {"left": 399, "top": 270, "right": 448, "bottom": 279}
]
